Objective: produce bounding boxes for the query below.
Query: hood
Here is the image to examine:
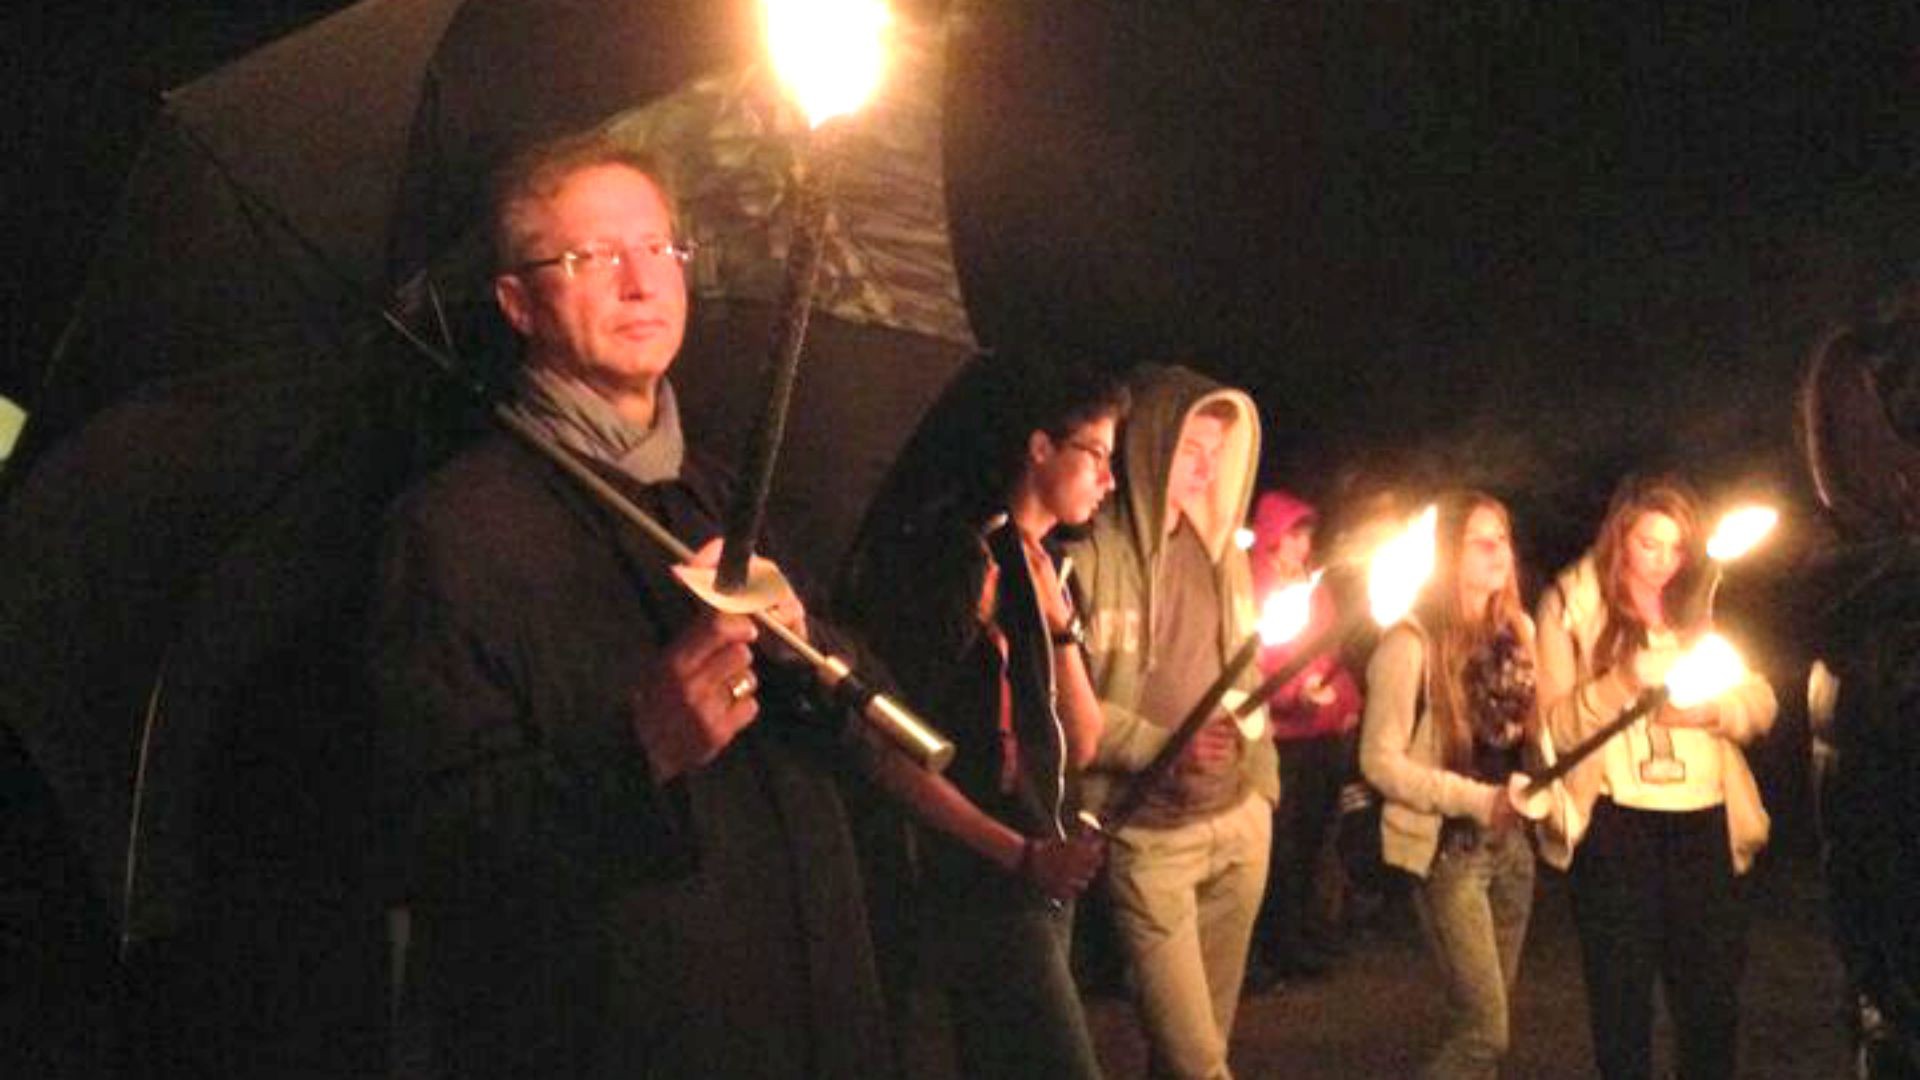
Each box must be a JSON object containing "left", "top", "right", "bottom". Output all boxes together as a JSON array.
[
  {"left": 1119, "top": 364, "right": 1261, "bottom": 563},
  {"left": 1252, "top": 489, "right": 1315, "bottom": 547}
]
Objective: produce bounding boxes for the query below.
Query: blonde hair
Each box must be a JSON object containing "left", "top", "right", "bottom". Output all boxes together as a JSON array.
[
  {"left": 488, "top": 130, "right": 678, "bottom": 270},
  {"left": 1417, "top": 491, "right": 1534, "bottom": 770}
]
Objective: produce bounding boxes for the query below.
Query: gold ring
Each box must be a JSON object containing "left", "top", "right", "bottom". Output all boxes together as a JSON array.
[{"left": 726, "top": 673, "right": 756, "bottom": 703}]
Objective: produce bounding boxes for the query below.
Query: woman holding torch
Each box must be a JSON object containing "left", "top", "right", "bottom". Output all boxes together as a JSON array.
[
  {"left": 1535, "top": 474, "right": 1776, "bottom": 1080},
  {"left": 1360, "top": 491, "right": 1542, "bottom": 1080}
]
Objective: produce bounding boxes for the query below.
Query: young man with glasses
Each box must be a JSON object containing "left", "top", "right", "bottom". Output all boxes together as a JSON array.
[
  {"left": 839, "top": 356, "right": 1127, "bottom": 1079},
  {"left": 371, "top": 131, "right": 891, "bottom": 1078}
]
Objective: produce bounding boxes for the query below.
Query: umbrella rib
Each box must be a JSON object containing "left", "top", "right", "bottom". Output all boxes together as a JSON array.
[
  {"left": 121, "top": 659, "right": 168, "bottom": 959},
  {"left": 173, "top": 119, "right": 480, "bottom": 393},
  {"left": 172, "top": 119, "right": 370, "bottom": 307}
]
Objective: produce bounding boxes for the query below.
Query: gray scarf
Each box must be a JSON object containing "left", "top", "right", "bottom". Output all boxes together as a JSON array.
[{"left": 507, "top": 367, "right": 685, "bottom": 484}]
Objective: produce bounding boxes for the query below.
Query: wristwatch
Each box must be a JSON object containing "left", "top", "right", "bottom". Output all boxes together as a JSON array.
[{"left": 1052, "top": 613, "right": 1086, "bottom": 648}]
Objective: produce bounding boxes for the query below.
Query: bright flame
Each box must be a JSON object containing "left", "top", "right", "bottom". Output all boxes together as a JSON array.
[
  {"left": 764, "top": 0, "right": 892, "bottom": 128},
  {"left": 1705, "top": 504, "right": 1779, "bottom": 562},
  {"left": 1259, "top": 571, "right": 1322, "bottom": 646},
  {"left": 1366, "top": 506, "right": 1437, "bottom": 627},
  {"left": 1664, "top": 633, "right": 1749, "bottom": 708},
  {"left": 1234, "top": 526, "right": 1256, "bottom": 552}
]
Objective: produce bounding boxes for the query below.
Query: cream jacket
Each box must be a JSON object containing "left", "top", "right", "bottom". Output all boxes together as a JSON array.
[
  {"left": 1360, "top": 614, "right": 1552, "bottom": 879},
  {"left": 1534, "top": 556, "right": 1775, "bottom": 873}
]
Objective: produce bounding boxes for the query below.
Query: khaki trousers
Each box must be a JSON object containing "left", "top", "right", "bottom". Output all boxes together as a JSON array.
[{"left": 1108, "top": 791, "right": 1272, "bottom": 1080}]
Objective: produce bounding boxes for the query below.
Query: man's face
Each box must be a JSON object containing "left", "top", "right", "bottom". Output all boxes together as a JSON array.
[
  {"left": 494, "top": 164, "right": 688, "bottom": 397},
  {"left": 1168, "top": 413, "right": 1228, "bottom": 519},
  {"left": 1032, "top": 416, "right": 1117, "bottom": 526}
]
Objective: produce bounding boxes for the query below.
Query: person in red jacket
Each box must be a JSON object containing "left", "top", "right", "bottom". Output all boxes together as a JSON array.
[{"left": 1246, "top": 489, "right": 1363, "bottom": 988}]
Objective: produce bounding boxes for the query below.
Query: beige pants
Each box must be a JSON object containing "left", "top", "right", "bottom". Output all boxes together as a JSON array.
[{"left": 1108, "top": 791, "right": 1273, "bottom": 1080}]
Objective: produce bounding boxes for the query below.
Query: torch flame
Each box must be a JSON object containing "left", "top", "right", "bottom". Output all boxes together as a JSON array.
[
  {"left": 1705, "top": 504, "right": 1778, "bottom": 563},
  {"left": 764, "top": 0, "right": 892, "bottom": 129},
  {"left": 1259, "top": 571, "right": 1322, "bottom": 646},
  {"left": 1664, "top": 633, "right": 1748, "bottom": 709},
  {"left": 1366, "top": 505, "right": 1437, "bottom": 627}
]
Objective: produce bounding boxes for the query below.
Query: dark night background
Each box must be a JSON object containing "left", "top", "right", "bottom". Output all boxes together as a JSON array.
[{"left": 5, "top": 1, "right": 1917, "bottom": 645}]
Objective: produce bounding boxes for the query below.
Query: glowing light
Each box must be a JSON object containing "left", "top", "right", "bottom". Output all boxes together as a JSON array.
[
  {"left": 1366, "top": 505, "right": 1437, "bottom": 627},
  {"left": 1258, "top": 571, "right": 1322, "bottom": 646},
  {"left": 0, "top": 395, "right": 24, "bottom": 463},
  {"left": 1665, "top": 633, "right": 1748, "bottom": 709},
  {"left": 764, "top": 0, "right": 892, "bottom": 129},
  {"left": 1706, "top": 505, "right": 1779, "bottom": 563},
  {"left": 1234, "top": 526, "right": 1255, "bottom": 551}
]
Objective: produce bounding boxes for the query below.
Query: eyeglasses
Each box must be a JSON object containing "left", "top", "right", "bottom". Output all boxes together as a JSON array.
[
  {"left": 1061, "top": 439, "right": 1114, "bottom": 469},
  {"left": 512, "top": 238, "right": 698, "bottom": 279}
]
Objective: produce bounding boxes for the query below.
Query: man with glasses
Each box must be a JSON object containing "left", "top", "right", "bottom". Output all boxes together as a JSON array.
[
  {"left": 838, "top": 356, "right": 1127, "bottom": 1079},
  {"left": 1063, "top": 364, "right": 1275, "bottom": 1080},
  {"left": 371, "top": 131, "right": 891, "bottom": 1078}
]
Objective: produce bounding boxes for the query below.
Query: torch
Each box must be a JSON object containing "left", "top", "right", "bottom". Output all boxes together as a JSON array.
[
  {"left": 713, "top": 0, "right": 892, "bottom": 594},
  {"left": 1508, "top": 632, "right": 1751, "bottom": 817},
  {"left": 628, "top": 2, "right": 945, "bottom": 768},
  {"left": 1227, "top": 505, "right": 1439, "bottom": 730},
  {"left": 1702, "top": 504, "right": 1779, "bottom": 618},
  {"left": 1084, "top": 505, "right": 1438, "bottom": 836}
]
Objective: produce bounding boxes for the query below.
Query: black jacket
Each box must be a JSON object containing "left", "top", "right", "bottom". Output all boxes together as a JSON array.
[
  {"left": 372, "top": 433, "right": 891, "bottom": 1079},
  {"left": 841, "top": 503, "right": 1073, "bottom": 910}
]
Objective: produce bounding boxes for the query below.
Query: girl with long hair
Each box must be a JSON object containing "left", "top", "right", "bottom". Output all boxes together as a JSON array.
[
  {"left": 1536, "top": 474, "right": 1776, "bottom": 1079},
  {"left": 1361, "top": 491, "right": 1541, "bottom": 1078}
]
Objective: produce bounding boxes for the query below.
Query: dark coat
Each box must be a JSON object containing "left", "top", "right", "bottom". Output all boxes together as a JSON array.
[
  {"left": 840, "top": 507, "right": 1071, "bottom": 910},
  {"left": 371, "top": 433, "right": 891, "bottom": 1079}
]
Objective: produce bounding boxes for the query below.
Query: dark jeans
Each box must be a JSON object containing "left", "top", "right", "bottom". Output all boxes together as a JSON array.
[
  {"left": 1570, "top": 799, "right": 1748, "bottom": 1080},
  {"left": 921, "top": 901, "right": 1104, "bottom": 1080},
  {"left": 1257, "top": 731, "right": 1350, "bottom": 960}
]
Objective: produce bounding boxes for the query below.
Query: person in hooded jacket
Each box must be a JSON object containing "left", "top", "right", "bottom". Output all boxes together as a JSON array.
[
  {"left": 1064, "top": 364, "right": 1275, "bottom": 1080},
  {"left": 1245, "top": 489, "right": 1362, "bottom": 989}
]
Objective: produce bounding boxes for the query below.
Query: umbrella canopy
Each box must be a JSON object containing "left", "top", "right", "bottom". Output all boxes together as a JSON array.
[{"left": 12, "top": 0, "right": 978, "bottom": 927}]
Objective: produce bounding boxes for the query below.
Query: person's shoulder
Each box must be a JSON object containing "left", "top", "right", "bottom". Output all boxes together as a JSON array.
[
  {"left": 1373, "top": 620, "right": 1426, "bottom": 663},
  {"left": 386, "top": 435, "right": 567, "bottom": 565},
  {"left": 399, "top": 435, "right": 535, "bottom": 514}
]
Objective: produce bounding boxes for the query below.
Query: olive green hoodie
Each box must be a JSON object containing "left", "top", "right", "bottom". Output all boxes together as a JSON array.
[{"left": 1062, "top": 365, "right": 1280, "bottom": 818}]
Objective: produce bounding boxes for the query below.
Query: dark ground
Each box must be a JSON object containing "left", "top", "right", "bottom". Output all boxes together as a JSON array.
[{"left": 1081, "top": 844, "right": 1850, "bottom": 1078}]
